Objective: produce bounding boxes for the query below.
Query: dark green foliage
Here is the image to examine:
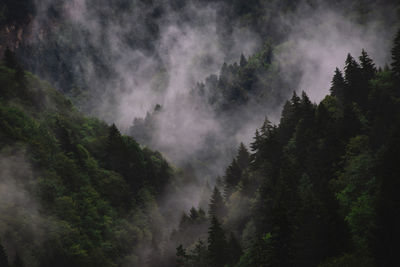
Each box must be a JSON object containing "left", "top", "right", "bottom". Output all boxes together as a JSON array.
[
  {"left": 224, "top": 159, "right": 242, "bottom": 199},
  {"left": 0, "top": 64, "right": 173, "bottom": 266},
  {"left": 360, "top": 49, "right": 376, "bottom": 82},
  {"left": 373, "top": 122, "right": 400, "bottom": 267},
  {"left": 224, "top": 143, "right": 252, "bottom": 198},
  {"left": 330, "top": 68, "right": 346, "bottom": 106},
  {"left": 183, "top": 42, "right": 400, "bottom": 266},
  {"left": 2, "top": 2, "right": 400, "bottom": 266},
  {"left": 237, "top": 142, "right": 250, "bottom": 170}
]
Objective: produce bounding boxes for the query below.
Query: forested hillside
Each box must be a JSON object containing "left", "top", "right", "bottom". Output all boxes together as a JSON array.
[
  {"left": 0, "top": 50, "right": 178, "bottom": 266},
  {"left": 175, "top": 38, "right": 400, "bottom": 267},
  {"left": 1, "top": 0, "right": 400, "bottom": 267}
]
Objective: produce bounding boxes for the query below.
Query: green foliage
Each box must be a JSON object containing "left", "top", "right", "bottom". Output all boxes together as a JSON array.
[
  {"left": 186, "top": 41, "right": 400, "bottom": 266},
  {"left": 0, "top": 64, "right": 174, "bottom": 266}
]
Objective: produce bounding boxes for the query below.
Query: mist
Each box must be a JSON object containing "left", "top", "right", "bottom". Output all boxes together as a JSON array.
[
  {"left": 275, "top": 2, "right": 397, "bottom": 102},
  {"left": 0, "top": 148, "right": 52, "bottom": 266},
  {"left": 17, "top": 0, "right": 398, "bottom": 264}
]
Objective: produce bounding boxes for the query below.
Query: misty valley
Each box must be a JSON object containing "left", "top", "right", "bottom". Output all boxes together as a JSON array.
[{"left": 1, "top": 0, "right": 400, "bottom": 267}]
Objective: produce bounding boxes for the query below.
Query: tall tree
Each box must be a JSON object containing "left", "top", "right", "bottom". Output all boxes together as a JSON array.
[
  {"left": 359, "top": 49, "right": 376, "bottom": 81},
  {"left": 236, "top": 142, "right": 250, "bottom": 170},
  {"left": 391, "top": 29, "right": 400, "bottom": 78},
  {"left": 330, "top": 68, "right": 346, "bottom": 106},
  {"left": 208, "top": 187, "right": 227, "bottom": 220},
  {"left": 344, "top": 53, "right": 362, "bottom": 103},
  {"left": 224, "top": 159, "right": 242, "bottom": 199}
]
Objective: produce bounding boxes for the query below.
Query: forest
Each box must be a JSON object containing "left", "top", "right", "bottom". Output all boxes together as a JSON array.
[{"left": 1, "top": 0, "right": 400, "bottom": 266}]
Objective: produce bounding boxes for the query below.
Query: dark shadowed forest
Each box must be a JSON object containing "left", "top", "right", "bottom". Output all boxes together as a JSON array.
[{"left": 1, "top": 0, "right": 400, "bottom": 266}]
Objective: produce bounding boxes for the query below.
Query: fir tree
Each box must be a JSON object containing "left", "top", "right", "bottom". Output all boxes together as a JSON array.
[
  {"left": 359, "top": 49, "right": 376, "bottom": 81},
  {"left": 330, "top": 68, "right": 346, "bottom": 106},
  {"left": 224, "top": 159, "right": 241, "bottom": 199},
  {"left": 391, "top": 29, "right": 400, "bottom": 78},
  {"left": 208, "top": 187, "right": 227, "bottom": 220},
  {"left": 237, "top": 142, "right": 250, "bottom": 170},
  {"left": 344, "top": 53, "right": 362, "bottom": 103}
]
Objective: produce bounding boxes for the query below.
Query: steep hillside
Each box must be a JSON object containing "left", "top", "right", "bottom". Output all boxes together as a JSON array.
[{"left": 0, "top": 51, "right": 175, "bottom": 267}]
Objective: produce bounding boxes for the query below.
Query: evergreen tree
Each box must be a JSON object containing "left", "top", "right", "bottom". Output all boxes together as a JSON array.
[
  {"left": 105, "top": 123, "right": 125, "bottom": 171},
  {"left": 236, "top": 142, "right": 250, "bottom": 170},
  {"left": 330, "top": 68, "right": 346, "bottom": 106},
  {"left": 359, "top": 49, "right": 376, "bottom": 81},
  {"left": 391, "top": 29, "right": 400, "bottom": 78},
  {"left": 208, "top": 187, "right": 227, "bottom": 220},
  {"left": 344, "top": 53, "right": 362, "bottom": 103},
  {"left": 207, "top": 217, "right": 227, "bottom": 267},
  {"left": 224, "top": 159, "right": 241, "bottom": 199}
]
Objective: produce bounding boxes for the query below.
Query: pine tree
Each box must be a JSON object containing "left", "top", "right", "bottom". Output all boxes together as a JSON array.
[
  {"left": 105, "top": 124, "right": 125, "bottom": 171},
  {"left": 224, "top": 159, "right": 241, "bottom": 199},
  {"left": 0, "top": 243, "right": 9, "bottom": 267},
  {"left": 208, "top": 187, "right": 226, "bottom": 220},
  {"left": 207, "top": 217, "right": 227, "bottom": 267},
  {"left": 237, "top": 142, "right": 250, "bottom": 170},
  {"left": 330, "top": 68, "right": 346, "bottom": 104},
  {"left": 344, "top": 53, "right": 362, "bottom": 103},
  {"left": 391, "top": 29, "right": 400, "bottom": 78},
  {"left": 358, "top": 50, "right": 376, "bottom": 108},
  {"left": 359, "top": 49, "right": 376, "bottom": 81}
]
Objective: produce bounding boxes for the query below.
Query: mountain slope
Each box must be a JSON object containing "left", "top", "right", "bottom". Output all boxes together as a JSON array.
[{"left": 0, "top": 53, "right": 174, "bottom": 267}]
